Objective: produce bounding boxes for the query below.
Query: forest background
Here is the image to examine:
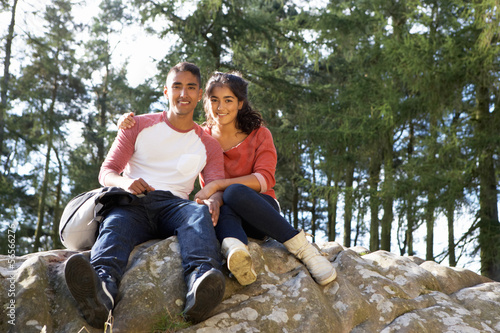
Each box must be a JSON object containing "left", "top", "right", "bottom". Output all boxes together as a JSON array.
[{"left": 1, "top": 0, "right": 499, "bottom": 281}]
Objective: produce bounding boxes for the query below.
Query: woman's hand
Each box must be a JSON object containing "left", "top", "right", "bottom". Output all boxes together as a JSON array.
[
  {"left": 194, "top": 181, "right": 220, "bottom": 201},
  {"left": 117, "top": 112, "right": 136, "bottom": 129}
]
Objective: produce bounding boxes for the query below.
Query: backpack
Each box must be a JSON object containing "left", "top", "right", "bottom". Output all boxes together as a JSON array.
[{"left": 59, "top": 187, "right": 136, "bottom": 251}]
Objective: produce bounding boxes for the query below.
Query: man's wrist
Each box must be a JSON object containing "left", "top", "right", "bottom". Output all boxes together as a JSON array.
[{"left": 210, "top": 191, "right": 224, "bottom": 204}]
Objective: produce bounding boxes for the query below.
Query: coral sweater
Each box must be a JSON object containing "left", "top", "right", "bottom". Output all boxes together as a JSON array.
[{"left": 204, "top": 126, "right": 277, "bottom": 199}]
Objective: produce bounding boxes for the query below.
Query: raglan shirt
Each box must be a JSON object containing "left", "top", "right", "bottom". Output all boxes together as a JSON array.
[
  {"left": 99, "top": 111, "right": 224, "bottom": 200},
  {"left": 204, "top": 126, "right": 278, "bottom": 199}
]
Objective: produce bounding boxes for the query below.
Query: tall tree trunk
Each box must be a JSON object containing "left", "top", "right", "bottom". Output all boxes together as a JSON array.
[
  {"left": 292, "top": 181, "right": 299, "bottom": 230},
  {"left": 425, "top": 192, "right": 436, "bottom": 261},
  {"left": 52, "top": 148, "right": 63, "bottom": 248},
  {"left": 34, "top": 77, "right": 58, "bottom": 251},
  {"left": 310, "top": 199, "right": 317, "bottom": 241},
  {"left": 309, "top": 152, "right": 317, "bottom": 240},
  {"left": 354, "top": 196, "right": 364, "bottom": 246},
  {"left": 327, "top": 174, "right": 339, "bottom": 242},
  {"left": 343, "top": 155, "right": 355, "bottom": 247},
  {"left": 34, "top": 140, "right": 52, "bottom": 251},
  {"left": 446, "top": 202, "right": 456, "bottom": 267},
  {"left": 379, "top": 0, "right": 405, "bottom": 253},
  {"left": 291, "top": 148, "right": 300, "bottom": 230},
  {"left": 426, "top": 110, "right": 439, "bottom": 261},
  {"left": 406, "top": 120, "right": 415, "bottom": 255},
  {"left": 1, "top": 0, "right": 19, "bottom": 158},
  {"left": 369, "top": 147, "right": 381, "bottom": 251},
  {"left": 288, "top": 140, "right": 300, "bottom": 230},
  {"left": 476, "top": 84, "right": 500, "bottom": 280},
  {"left": 406, "top": 200, "right": 414, "bottom": 256},
  {"left": 380, "top": 130, "right": 394, "bottom": 251}
]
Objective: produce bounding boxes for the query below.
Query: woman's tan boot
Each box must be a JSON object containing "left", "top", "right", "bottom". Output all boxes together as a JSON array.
[
  {"left": 221, "top": 238, "right": 257, "bottom": 286},
  {"left": 283, "top": 230, "right": 337, "bottom": 286}
]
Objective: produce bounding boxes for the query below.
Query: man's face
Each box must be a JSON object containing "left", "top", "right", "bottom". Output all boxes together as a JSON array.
[{"left": 164, "top": 71, "right": 203, "bottom": 117}]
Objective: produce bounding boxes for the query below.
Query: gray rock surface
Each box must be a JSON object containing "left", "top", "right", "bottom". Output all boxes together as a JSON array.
[{"left": 1, "top": 237, "right": 499, "bottom": 332}]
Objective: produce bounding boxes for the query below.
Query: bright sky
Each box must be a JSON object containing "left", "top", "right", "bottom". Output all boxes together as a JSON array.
[
  {"left": 75, "top": 0, "right": 170, "bottom": 87},
  {"left": 3, "top": 0, "right": 331, "bottom": 86},
  {"left": 1, "top": 0, "right": 168, "bottom": 87}
]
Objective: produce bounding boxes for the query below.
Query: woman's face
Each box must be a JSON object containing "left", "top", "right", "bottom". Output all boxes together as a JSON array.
[{"left": 208, "top": 85, "right": 243, "bottom": 128}]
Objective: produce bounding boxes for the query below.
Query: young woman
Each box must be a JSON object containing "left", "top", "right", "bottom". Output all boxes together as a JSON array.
[{"left": 118, "top": 72, "right": 336, "bottom": 286}]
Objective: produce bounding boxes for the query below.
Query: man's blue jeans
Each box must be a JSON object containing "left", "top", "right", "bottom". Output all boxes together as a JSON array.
[
  {"left": 215, "top": 184, "right": 298, "bottom": 244},
  {"left": 90, "top": 191, "right": 222, "bottom": 284}
]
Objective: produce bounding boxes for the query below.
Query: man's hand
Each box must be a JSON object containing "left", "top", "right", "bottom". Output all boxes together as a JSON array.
[
  {"left": 117, "top": 112, "right": 136, "bottom": 129},
  {"left": 121, "top": 177, "right": 155, "bottom": 195},
  {"left": 196, "top": 191, "right": 223, "bottom": 226},
  {"left": 104, "top": 172, "right": 154, "bottom": 195}
]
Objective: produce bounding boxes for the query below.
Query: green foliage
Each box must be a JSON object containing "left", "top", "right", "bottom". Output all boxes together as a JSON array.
[
  {"left": 151, "top": 309, "right": 190, "bottom": 332},
  {"left": 1, "top": 0, "right": 499, "bottom": 279}
]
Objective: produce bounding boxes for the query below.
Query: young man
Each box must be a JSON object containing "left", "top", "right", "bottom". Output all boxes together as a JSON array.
[{"left": 64, "top": 62, "right": 226, "bottom": 328}]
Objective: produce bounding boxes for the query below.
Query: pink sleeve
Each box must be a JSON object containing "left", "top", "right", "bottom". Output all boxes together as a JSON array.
[
  {"left": 198, "top": 128, "right": 225, "bottom": 187},
  {"left": 252, "top": 127, "right": 277, "bottom": 193},
  {"left": 98, "top": 126, "right": 138, "bottom": 186}
]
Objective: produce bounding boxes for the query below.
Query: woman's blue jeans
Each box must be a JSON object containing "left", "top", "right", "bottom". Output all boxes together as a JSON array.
[
  {"left": 90, "top": 191, "right": 222, "bottom": 284},
  {"left": 215, "top": 184, "right": 298, "bottom": 244}
]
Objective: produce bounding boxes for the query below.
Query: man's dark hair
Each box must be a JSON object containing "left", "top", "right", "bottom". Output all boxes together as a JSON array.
[{"left": 167, "top": 62, "right": 202, "bottom": 86}]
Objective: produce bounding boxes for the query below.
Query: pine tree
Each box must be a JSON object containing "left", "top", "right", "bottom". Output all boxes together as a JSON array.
[{"left": 15, "top": 0, "right": 86, "bottom": 251}]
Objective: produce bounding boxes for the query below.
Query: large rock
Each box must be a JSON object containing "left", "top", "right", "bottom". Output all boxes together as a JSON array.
[{"left": 1, "top": 237, "right": 499, "bottom": 332}]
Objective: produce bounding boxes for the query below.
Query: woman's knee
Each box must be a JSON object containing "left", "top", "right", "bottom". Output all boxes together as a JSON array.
[{"left": 223, "top": 184, "right": 253, "bottom": 204}]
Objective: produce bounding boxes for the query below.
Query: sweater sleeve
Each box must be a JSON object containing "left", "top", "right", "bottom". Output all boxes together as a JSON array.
[
  {"left": 98, "top": 126, "right": 138, "bottom": 186},
  {"left": 198, "top": 127, "right": 225, "bottom": 187},
  {"left": 252, "top": 127, "right": 277, "bottom": 193}
]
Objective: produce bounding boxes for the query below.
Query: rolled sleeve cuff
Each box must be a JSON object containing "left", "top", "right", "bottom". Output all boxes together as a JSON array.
[
  {"left": 99, "top": 170, "right": 113, "bottom": 187},
  {"left": 252, "top": 172, "right": 268, "bottom": 193}
]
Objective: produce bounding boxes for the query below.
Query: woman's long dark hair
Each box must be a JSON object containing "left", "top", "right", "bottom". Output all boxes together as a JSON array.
[{"left": 203, "top": 72, "right": 264, "bottom": 134}]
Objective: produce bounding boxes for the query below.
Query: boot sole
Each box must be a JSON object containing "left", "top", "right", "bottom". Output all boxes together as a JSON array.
[
  {"left": 228, "top": 249, "right": 257, "bottom": 286},
  {"left": 65, "top": 254, "right": 111, "bottom": 328},
  {"left": 317, "top": 267, "right": 337, "bottom": 286},
  {"left": 184, "top": 269, "right": 225, "bottom": 323}
]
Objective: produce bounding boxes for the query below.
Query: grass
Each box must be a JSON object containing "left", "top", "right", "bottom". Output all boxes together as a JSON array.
[{"left": 151, "top": 308, "right": 191, "bottom": 333}]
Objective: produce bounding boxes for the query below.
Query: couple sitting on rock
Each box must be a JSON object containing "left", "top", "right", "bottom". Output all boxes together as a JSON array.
[{"left": 64, "top": 62, "right": 337, "bottom": 329}]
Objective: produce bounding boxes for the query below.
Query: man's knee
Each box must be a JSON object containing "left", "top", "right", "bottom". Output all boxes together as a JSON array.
[{"left": 185, "top": 202, "right": 211, "bottom": 222}]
